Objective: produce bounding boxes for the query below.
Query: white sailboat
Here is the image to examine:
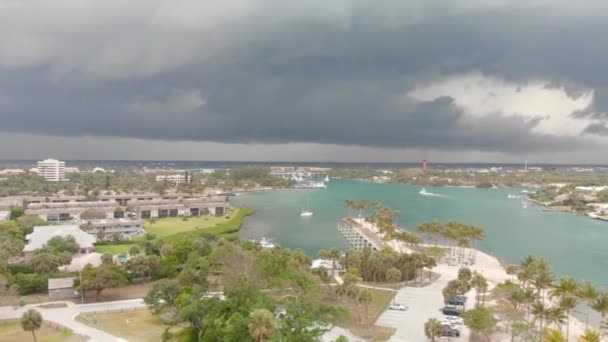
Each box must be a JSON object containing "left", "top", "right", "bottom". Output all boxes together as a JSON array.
[
  {"left": 419, "top": 188, "right": 428, "bottom": 195},
  {"left": 324, "top": 175, "right": 330, "bottom": 182},
  {"left": 301, "top": 197, "right": 313, "bottom": 217}
]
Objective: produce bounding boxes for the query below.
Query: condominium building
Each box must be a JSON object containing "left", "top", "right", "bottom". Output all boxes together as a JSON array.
[{"left": 37, "top": 159, "right": 66, "bottom": 182}]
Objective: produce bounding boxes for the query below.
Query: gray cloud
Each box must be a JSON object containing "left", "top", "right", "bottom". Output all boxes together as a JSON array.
[{"left": 1, "top": 0, "right": 607, "bottom": 159}]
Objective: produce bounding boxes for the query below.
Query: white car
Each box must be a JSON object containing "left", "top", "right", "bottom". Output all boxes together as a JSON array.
[
  {"left": 388, "top": 303, "right": 408, "bottom": 311},
  {"left": 443, "top": 315, "right": 464, "bottom": 325}
]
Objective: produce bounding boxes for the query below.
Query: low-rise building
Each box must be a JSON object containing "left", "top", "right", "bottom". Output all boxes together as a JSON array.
[
  {"left": 24, "top": 225, "right": 97, "bottom": 257},
  {"left": 156, "top": 174, "right": 189, "bottom": 185},
  {"left": 0, "top": 211, "right": 9, "bottom": 222},
  {"left": 48, "top": 277, "right": 78, "bottom": 300},
  {"left": 80, "top": 218, "right": 145, "bottom": 240},
  {"left": 25, "top": 201, "right": 119, "bottom": 222},
  {"left": 0, "top": 168, "right": 25, "bottom": 175}
]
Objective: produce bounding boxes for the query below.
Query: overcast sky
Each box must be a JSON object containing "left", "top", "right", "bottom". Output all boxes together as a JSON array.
[{"left": 2, "top": 0, "right": 608, "bottom": 163}]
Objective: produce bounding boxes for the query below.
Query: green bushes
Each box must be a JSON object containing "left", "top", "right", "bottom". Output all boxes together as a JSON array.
[{"left": 11, "top": 273, "right": 49, "bottom": 295}]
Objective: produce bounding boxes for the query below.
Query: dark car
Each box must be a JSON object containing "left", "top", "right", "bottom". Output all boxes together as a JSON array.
[
  {"left": 441, "top": 323, "right": 461, "bottom": 337},
  {"left": 442, "top": 305, "right": 463, "bottom": 316},
  {"left": 445, "top": 295, "right": 466, "bottom": 305},
  {"left": 446, "top": 299, "right": 466, "bottom": 306}
]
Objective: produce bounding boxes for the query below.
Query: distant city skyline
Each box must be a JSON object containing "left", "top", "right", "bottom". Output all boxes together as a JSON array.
[{"left": 2, "top": 1, "right": 608, "bottom": 163}]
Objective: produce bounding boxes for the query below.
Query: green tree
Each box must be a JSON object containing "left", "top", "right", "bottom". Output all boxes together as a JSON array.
[
  {"left": 145, "top": 279, "right": 183, "bottom": 314},
  {"left": 461, "top": 306, "right": 497, "bottom": 342},
  {"left": 21, "top": 309, "right": 43, "bottom": 342},
  {"left": 424, "top": 318, "right": 442, "bottom": 341},
  {"left": 9, "top": 206, "right": 25, "bottom": 220},
  {"left": 79, "top": 264, "right": 128, "bottom": 301},
  {"left": 248, "top": 308, "right": 277, "bottom": 342},
  {"left": 45, "top": 235, "right": 79, "bottom": 254}
]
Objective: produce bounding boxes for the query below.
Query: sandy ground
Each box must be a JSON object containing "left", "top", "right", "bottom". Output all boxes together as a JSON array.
[{"left": 372, "top": 246, "right": 591, "bottom": 342}]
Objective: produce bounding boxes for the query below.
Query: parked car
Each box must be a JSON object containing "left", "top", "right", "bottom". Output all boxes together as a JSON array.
[
  {"left": 443, "top": 315, "right": 464, "bottom": 325},
  {"left": 441, "top": 323, "right": 461, "bottom": 337},
  {"left": 388, "top": 303, "right": 408, "bottom": 311},
  {"left": 442, "top": 305, "right": 463, "bottom": 316},
  {"left": 445, "top": 295, "right": 466, "bottom": 306}
]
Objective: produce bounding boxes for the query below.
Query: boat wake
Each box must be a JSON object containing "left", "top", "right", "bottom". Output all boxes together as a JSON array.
[{"left": 419, "top": 188, "right": 448, "bottom": 198}]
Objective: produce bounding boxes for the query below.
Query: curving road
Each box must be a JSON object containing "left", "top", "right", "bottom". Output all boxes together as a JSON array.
[{"left": 0, "top": 298, "right": 147, "bottom": 342}]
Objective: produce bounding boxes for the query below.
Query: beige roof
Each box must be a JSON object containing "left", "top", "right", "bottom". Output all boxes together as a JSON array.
[
  {"left": 59, "top": 253, "right": 103, "bottom": 272},
  {"left": 48, "top": 277, "right": 74, "bottom": 290},
  {"left": 24, "top": 225, "right": 97, "bottom": 252}
]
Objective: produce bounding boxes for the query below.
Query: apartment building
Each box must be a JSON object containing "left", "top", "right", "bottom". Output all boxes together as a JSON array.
[{"left": 36, "top": 159, "right": 66, "bottom": 182}]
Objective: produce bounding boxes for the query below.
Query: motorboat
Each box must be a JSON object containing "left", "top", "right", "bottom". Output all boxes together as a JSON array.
[{"left": 300, "top": 210, "right": 313, "bottom": 217}]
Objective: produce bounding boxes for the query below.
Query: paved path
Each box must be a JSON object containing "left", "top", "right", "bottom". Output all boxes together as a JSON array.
[{"left": 0, "top": 299, "right": 147, "bottom": 342}]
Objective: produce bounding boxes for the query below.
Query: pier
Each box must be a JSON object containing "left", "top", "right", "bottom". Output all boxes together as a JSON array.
[{"left": 337, "top": 217, "right": 388, "bottom": 251}]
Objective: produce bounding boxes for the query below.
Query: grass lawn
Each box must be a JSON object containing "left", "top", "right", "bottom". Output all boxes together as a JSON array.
[
  {"left": 94, "top": 207, "right": 254, "bottom": 255},
  {"left": 77, "top": 309, "right": 179, "bottom": 342},
  {"left": 0, "top": 321, "right": 86, "bottom": 342},
  {"left": 144, "top": 213, "right": 233, "bottom": 238},
  {"left": 95, "top": 244, "right": 135, "bottom": 255},
  {"left": 328, "top": 287, "right": 396, "bottom": 341}
]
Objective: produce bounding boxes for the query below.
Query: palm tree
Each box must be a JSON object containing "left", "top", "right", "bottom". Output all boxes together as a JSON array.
[
  {"left": 577, "top": 281, "right": 599, "bottom": 307},
  {"left": 386, "top": 267, "right": 401, "bottom": 304},
  {"left": 21, "top": 309, "right": 43, "bottom": 342},
  {"left": 559, "top": 296, "right": 577, "bottom": 340},
  {"left": 248, "top": 309, "right": 278, "bottom": 342},
  {"left": 532, "top": 302, "right": 550, "bottom": 337},
  {"left": 579, "top": 328, "right": 600, "bottom": 342},
  {"left": 424, "top": 318, "right": 443, "bottom": 342},
  {"left": 591, "top": 292, "right": 608, "bottom": 326},
  {"left": 472, "top": 272, "right": 489, "bottom": 306},
  {"left": 358, "top": 289, "right": 373, "bottom": 337},
  {"left": 543, "top": 329, "right": 566, "bottom": 342},
  {"left": 506, "top": 264, "right": 518, "bottom": 280},
  {"left": 546, "top": 307, "right": 566, "bottom": 331},
  {"left": 550, "top": 276, "right": 578, "bottom": 339}
]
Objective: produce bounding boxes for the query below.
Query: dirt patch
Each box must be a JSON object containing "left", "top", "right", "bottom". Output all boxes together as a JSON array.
[{"left": 82, "top": 282, "right": 151, "bottom": 303}]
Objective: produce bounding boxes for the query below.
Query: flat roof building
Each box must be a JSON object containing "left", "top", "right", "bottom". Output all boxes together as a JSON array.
[{"left": 37, "top": 159, "right": 66, "bottom": 182}]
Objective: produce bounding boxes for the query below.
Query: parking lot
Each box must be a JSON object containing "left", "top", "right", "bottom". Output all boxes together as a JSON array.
[{"left": 375, "top": 268, "right": 471, "bottom": 342}]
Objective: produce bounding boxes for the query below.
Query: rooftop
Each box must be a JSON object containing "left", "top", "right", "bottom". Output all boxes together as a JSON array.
[
  {"left": 48, "top": 277, "right": 75, "bottom": 290},
  {"left": 24, "top": 225, "right": 97, "bottom": 252}
]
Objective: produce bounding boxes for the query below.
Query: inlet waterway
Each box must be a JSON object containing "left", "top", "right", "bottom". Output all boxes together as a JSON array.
[{"left": 234, "top": 180, "right": 608, "bottom": 286}]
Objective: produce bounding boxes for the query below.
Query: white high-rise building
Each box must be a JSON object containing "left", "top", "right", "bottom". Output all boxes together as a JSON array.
[{"left": 37, "top": 159, "right": 66, "bottom": 182}]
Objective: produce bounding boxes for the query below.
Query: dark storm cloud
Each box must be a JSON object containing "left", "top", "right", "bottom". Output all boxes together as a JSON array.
[{"left": 0, "top": 0, "right": 606, "bottom": 154}]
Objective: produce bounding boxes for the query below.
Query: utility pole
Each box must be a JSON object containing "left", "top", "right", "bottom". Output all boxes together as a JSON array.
[{"left": 79, "top": 269, "right": 84, "bottom": 304}]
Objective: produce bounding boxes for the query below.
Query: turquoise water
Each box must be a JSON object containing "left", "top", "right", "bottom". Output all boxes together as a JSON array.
[{"left": 234, "top": 180, "right": 608, "bottom": 286}]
